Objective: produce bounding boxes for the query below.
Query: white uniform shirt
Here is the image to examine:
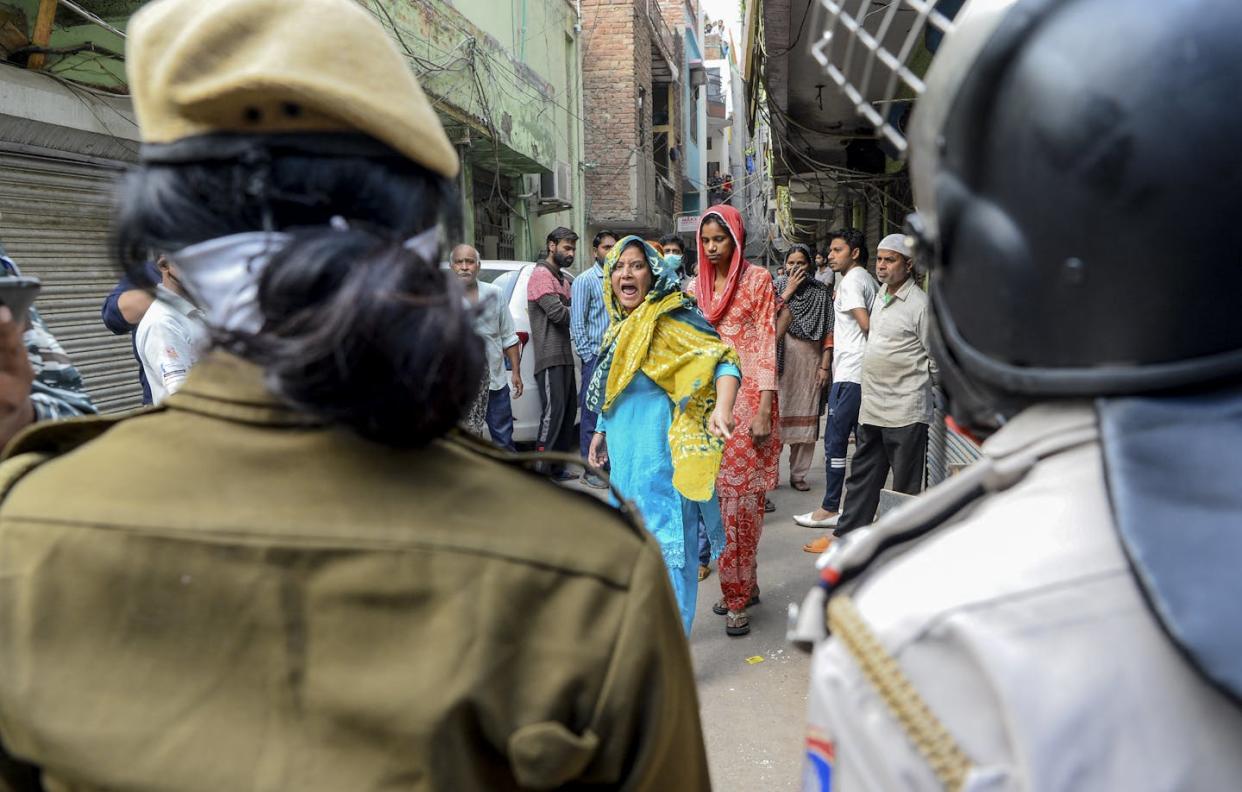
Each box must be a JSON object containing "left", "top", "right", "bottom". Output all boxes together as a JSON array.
[
  {"left": 831, "top": 266, "right": 877, "bottom": 384},
  {"left": 471, "top": 281, "right": 520, "bottom": 392},
  {"left": 804, "top": 404, "right": 1242, "bottom": 791},
  {"left": 135, "top": 285, "right": 209, "bottom": 404}
]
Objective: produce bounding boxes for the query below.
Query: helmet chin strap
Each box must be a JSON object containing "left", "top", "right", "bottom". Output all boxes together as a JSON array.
[{"left": 929, "top": 308, "right": 1014, "bottom": 439}]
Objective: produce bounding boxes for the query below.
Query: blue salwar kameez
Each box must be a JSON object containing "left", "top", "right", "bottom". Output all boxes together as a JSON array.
[{"left": 597, "top": 365, "right": 737, "bottom": 633}]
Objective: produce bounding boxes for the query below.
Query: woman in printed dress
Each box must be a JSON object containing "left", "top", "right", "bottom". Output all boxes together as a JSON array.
[{"left": 688, "top": 204, "right": 780, "bottom": 637}]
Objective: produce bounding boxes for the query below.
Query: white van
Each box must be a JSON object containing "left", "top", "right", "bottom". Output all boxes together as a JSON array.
[{"left": 477, "top": 260, "right": 581, "bottom": 446}]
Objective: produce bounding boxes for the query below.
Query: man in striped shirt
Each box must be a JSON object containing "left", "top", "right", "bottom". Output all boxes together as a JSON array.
[{"left": 569, "top": 229, "right": 616, "bottom": 489}]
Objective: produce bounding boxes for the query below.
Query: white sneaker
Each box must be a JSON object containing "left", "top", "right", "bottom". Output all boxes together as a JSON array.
[{"left": 793, "top": 511, "right": 840, "bottom": 528}]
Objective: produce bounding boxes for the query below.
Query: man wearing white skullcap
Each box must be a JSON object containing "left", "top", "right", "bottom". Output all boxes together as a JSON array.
[{"left": 804, "top": 233, "right": 937, "bottom": 551}]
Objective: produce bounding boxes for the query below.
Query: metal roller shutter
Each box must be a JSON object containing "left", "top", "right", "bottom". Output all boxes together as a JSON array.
[
  {"left": 0, "top": 148, "right": 143, "bottom": 414},
  {"left": 926, "top": 387, "right": 983, "bottom": 487}
]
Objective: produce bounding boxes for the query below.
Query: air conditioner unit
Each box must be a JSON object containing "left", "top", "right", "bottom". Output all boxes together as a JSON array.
[
  {"left": 539, "top": 161, "right": 573, "bottom": 205},
  {"left": 521, "top": 173, "right": 542, "bottom": 199}
]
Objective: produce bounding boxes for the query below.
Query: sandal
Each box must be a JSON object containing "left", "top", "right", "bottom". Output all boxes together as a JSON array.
[
  {"left": 711, "top": 587, "right": 760, "bottom": 615},
  {"left": 697, "top": 564, "right": 711, "bottom": 582},
  {"left": 764, "top": 497, "right": 776, "bottom": 513},
  {"left": 790, "top": 479, "right": 811, "bottom": 492},
  {"left": 725, "top": 610, "right": 750, "bottom": 636},
  {"left": 803, "top": 535, "right": 833, "bottom": 554}
]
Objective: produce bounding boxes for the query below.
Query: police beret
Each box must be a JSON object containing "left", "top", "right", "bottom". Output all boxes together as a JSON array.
[{"left": 126, "top": 0, "right": 460, "bottom": 179}]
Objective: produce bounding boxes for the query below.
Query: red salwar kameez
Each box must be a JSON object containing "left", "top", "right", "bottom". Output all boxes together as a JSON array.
[{"left": 691, "top": 205, "right": 780, "bottom": 614}]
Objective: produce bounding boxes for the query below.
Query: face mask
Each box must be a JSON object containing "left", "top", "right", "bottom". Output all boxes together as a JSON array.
[
  {"left": 170, "top": 231, "right": 291, "bottom": 335},
  {"left": 664, "top": 252, "right": 684, "bottom": 273}
]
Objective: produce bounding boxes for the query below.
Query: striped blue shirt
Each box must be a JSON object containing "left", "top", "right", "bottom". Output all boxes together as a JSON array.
[{"left": 569, "top": 261, "right": 608, "bottom": 361}]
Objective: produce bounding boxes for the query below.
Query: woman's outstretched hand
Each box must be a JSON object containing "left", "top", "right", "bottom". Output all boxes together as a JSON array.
[{"left": 588, "top": 432, "right": 609, "bottom": 469}]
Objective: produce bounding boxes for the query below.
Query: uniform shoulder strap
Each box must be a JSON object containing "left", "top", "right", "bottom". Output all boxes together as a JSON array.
[
  {"left": 443, "top": 431, "right": 648, "bottom": 539},
  {"left": 2, "top": 410, "right": 137, "bottom": 462}
]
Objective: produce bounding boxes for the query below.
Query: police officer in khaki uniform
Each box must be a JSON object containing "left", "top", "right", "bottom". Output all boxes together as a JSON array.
[
  {"left": 793, "top": 0, "right": 1242, "bottom": 789},
  {"left": 0, "top": 1, "right": 709, "bottom": 789}
]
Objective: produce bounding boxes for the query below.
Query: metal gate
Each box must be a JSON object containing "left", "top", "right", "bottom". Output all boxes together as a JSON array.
[
  {"left": 473, "top": 169, "right": 517, "bottom": 260},
  {"left": 0, "top": 148, "right": 143, "bottom": 413}
]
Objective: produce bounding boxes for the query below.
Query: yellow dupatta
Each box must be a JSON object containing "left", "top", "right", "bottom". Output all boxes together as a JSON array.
[{"left": 586, "top": 237, "right": 740, "bottom": 501}]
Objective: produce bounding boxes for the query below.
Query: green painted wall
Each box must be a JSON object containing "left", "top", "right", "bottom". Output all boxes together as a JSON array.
[
  {"left": 372, "top": 0, "right": 586, "bottom": 260},
  {"left": 0, "top": 0, "right": 587, "bottom": 260}
]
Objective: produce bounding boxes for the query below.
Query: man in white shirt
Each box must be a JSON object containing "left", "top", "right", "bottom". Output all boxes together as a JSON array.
[
  {"left": 794, "top": 228, "right": 876, "bottom": 531},
  {"left": 820, "top": 234, "right": 934, "bottom": 544},
  {"left": 135, "top": 254, "right": 208, "bottom": 404},
  {"left": 451, "top": 244, "right": 523, "bottom": 450}
]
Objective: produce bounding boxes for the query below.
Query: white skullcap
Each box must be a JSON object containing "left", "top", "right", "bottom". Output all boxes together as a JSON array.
[{"left": 877, "top": 233, "right": 913, "bottom": 259}]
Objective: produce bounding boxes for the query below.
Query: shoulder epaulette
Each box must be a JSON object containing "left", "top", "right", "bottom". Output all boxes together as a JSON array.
[
  {"left": 444, "top": 430, "right": 648, "bottom": 540},
  {"left": 3, "top": 408, "right": 151, "bottom": 461}
]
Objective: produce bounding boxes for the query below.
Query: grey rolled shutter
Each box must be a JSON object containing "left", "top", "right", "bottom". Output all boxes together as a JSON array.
[{"left": 0, "top": 147, "right": 143, "bottom": 413}]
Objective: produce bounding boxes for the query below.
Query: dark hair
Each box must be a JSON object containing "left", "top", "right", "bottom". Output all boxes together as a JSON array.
[
  {"left": 658, "top": 233, "right": 684, "bottom": 252},
  {"left": 592, "top": 229, "right": 617, "bottom": 248},
  {"left": 547, "top": 227, "right": 579, "bottom": 247},
  {"left": 701, "top": 213, "right": 744, "bottom": 248},
  {"left": 113, "top": 137, "right": 483, "bottom": 448},
  {"left": 784, "top": 243, "right": 813, "bottom": 266},
  {"left": 618, "top": 238, "right": 647, "bottom": 259},
  {"left": 829, "top": 228, "right": 868, "bottom": 266}
]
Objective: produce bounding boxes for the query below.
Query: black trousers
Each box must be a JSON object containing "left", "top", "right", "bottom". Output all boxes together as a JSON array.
[
  {"left": 535, "top": 364, "right": 577, "bottom": 467},
  {"left": 834, "top": 422, "right": 928, "bottom": 536}
]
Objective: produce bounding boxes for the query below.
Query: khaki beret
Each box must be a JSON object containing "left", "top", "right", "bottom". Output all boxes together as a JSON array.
[{"left": 126, "top": 0, "right": 460, "bottom": 179}]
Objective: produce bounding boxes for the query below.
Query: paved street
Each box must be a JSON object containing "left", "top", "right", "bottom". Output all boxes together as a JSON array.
[
  {"left": 566, "top": 427, "right": 836, "bottom": 791},
  {"left": 688, "top": 440, "right": 826, "bottom": 792}
]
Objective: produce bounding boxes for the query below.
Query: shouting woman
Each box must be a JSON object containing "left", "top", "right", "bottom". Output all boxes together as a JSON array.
[
  {"left": 690, "top": 205, "right": 780, "bottom": 637},
  {"left": 587, "top": 237, "right": 739, "bottom": 634},
  {"left": 774, "top": 244, "right": 833, "bottom": 491}
]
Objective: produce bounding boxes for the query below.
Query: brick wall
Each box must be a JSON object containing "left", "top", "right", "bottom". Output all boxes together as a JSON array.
[{"left": 581, "top": 0, "right": 641, "bottom": 227}]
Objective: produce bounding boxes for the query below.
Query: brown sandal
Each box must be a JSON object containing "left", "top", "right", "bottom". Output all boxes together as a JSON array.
[{"left": 725, "top": 610, "right": 750, "bottom": 636}]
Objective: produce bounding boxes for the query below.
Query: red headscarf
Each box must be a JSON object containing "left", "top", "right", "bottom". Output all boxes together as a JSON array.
[{"left": 695, "top": 204, "right": 748, "bottom": 325}]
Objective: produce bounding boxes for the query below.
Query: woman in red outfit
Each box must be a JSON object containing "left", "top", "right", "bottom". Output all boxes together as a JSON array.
[{"left": 689, "top": 205, "right": 779, "bottom": 636}]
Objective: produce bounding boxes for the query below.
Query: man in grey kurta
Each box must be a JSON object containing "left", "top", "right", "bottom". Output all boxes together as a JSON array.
[{"left": 832, "top": 234, "right": 936, "bottom": 536}]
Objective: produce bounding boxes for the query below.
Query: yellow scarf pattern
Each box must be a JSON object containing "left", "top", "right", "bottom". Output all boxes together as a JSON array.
[{"left": 592, "top": 250, "right": 740, "bottom": 502}]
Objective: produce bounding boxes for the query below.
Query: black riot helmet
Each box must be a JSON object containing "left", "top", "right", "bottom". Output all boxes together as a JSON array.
[{"left": 901, "top": 0, "right": 1242, "bottom": 432}]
